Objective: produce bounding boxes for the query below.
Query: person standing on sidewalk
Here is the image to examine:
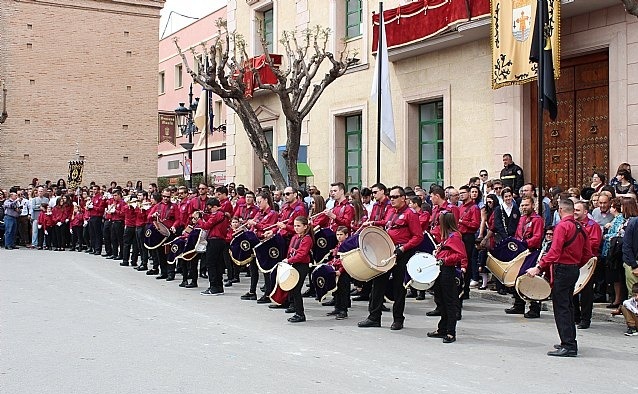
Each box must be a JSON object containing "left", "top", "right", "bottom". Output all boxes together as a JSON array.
[{"left": 30, "top": 186, "right": 49, "bottom": 248}]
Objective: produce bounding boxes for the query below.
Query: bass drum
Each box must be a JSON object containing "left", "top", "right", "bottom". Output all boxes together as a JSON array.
[
  {"left": 340, "top": 226, "right": 395, "bottom": 282},
  {"left": 574, "top": 257, "right": 597, "bottom": 295},
  {"left": 144, "top": 221, "right": 170, "bottom": 250},
  {"left": 311, "top": 263, "right": 338, "bottom": 302},
  {"left": 515, "top": 275, "right": 551, "bottom": 301},
  {"left": 405, "top": 252, "right": 440, "bottom": 291},
  {"left": 254, "top": 234, "right": 287, "bottom": 273}
]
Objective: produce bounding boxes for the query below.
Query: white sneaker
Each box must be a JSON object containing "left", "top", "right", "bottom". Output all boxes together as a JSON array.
[{"left": 469, "top": 280, "right": 479, "bottom": 287}]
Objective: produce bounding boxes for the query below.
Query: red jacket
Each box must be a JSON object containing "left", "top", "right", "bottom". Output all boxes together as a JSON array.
[
  {"left": 436, "top": 231, "right": 468, "bottom": 269},
  {"left": 580, "top": 216, "right": 602, "bottom": 254},
  {"left": 286, "top": 233, "right": 313, "bottom": 264},
  {"left": 198, "top": 210, "right": 228, "bottom": 240},
  {"left": 104, "top": 198, "right": 115, "bottom": 220},
  {"left": 252, "top": 208, "right": 278, "bottom": 238},
  {"left": 415, "top": 209, "right": 431, "bottom": 232},
  {"left": 70, "top": 209, "right": 84, "bottom": 227},
  {"left": 369, "top": 197, "right": 391, "bottom": 226},
  {"left": 124, "top": 205, "right": 137, "bottom": 227},
  {"left": 219, "top": 197, "right": 234, "bottom": 221},
  {"left": 430, "top": 201, "right": 460, "bottom": 244},
  {"left": 234, "top": 203, "right": 259, "bottom": 222},
  {"left": 277, "top": 200, "right": 306, "bottom": 238},
  {"left": 329, "top": 199, "right": 355, "bottom": 232},
  {"left": 111, "top": 199, "right": 126, "bottom": 221},
  {"left": 539, "top": 215, "right": 593, "bottom": 269},
  {"left": 458, "top": 201, "right": 481, "bottom": 234},
  {"left": 51, "top": 205, "right": 68, "bottom": 224},
  {"left": 173, "top": 199, "right": 191, "bottom": 229},
  {"left": 515, "top": 212, "right": 544, "bottom": 250},
  {"left": 312, "top": 212, "right": 330, "bottom": 229},
  {"left": 385, "top": 204, "right": 423, "bottom": 251},
  {"left": 87, "top": 193, "right": 107, "bottom": 218},
  {"left": 38, "top": 212, "right": 54, "bottom": 232},
  {"left": 329, "top": 242, "right": 345, "bottom": 274},
  {"left": 148, "top": 201, "right": 175, "bottom": 228},
  {"left": 136, "top": 203, "right": 150, "bottom": 227}
]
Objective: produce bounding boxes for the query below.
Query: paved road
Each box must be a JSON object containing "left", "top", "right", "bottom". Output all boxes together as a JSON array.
[{"left": 1, "top": 249, "right": 637, "bottom": 394}]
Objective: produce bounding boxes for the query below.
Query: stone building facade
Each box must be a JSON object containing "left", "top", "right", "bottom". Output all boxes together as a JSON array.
[{"left": 0, "top": 0, "right": 164, "bottom": 188}]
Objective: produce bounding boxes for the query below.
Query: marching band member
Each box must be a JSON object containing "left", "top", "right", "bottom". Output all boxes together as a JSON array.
[
  {"left": 310, "top": 194, "right": 329, "bottom": 229},
  {"left": 102, "top": 191, "right": 114, "bottom": 258},
  {"left": 70, "top": 202, "right": 85, "bottom": 251},
  {"left": 458, "top": 185, "right": 481, "bottom": 303},
  {"left": 526, "top": 199, "right": 593, "bottom": 357},
  {"left": 198, "top": 197, "right": 229, "bottom": 296},
  {"left": 408, "top": 196, "right": 430, "bottom": 232},
  {"left": 173, "top": 186, "right": 191, "bottom": 285},
  {"left": 121, "top": 194, "right": 139, "bottom": 267},
  {"left": 281, "top": 215, "right": 314, "bottom": 323},
  {"left": 325, "top": 226, "right": 350, "bottom": 320},
  {"left": 266, "top": 186, "right": 306, "bottom": 243},
  {"left": 572, "top": 200, "right": 602, "bottom": 329},
  {"left": 147, "top": 191, "right": 176, "bottom": 280},
  {"left": 51, "top": 197, "right": 68, "bottom": 251},
  {"left": 108, "top": 190, "right": 126, "bottom": 260},
  {"left": 242, "top": 192, "right": 278, "bottom": 302},
  {"left": 134, "top": 192, "right": 150, "bottom": 271},
  {"left": 234, "top": 191, "right": 259, "bottom": 222},
  {"left": 505, "top": 196, "right": 545, "bottom": 317},
  {"left": 215, "top": 186, "right": 235, "bottom": 287},
  {"left": 427, "top": 212, "right": 468, "bottom": 343},
  {"left": 37, "top": 203, "right": 53, "bottom": 250},
  {"left": 358, "top": 186, "right": 423, "bottom": 331},
  {"left": 188, "top": 184, "right": 211, "bottom": 279},
  {"left": 324, "top": 182, "right": 355, "bottom": 233}
]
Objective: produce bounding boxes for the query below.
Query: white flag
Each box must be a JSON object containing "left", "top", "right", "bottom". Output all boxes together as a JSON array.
[
  {"left": 194, "top": 89, "right": 207, "bottom": 146},
  {"left": 371, "top": 10, "right": 395, "bottom": 153}
]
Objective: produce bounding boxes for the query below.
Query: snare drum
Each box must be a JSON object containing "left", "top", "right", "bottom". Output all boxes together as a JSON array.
[
  {"left": 405, "top": 252, "right": 440, "bottom": 291},
  {"left": 311, "top": 263, "right": 338, "bottom": 302},
  {"left": 313, "top": 228, "right": 338, "bottom": 265},
  {"left": 229, "top": 230, "right": 260, "bottom": 266},
  {"left": 574, "top": 257, "right": 597, "bottom": 295},
  {"left": 254, "top": 234, "right": 287, "bottom": 273},
  {"left": 143, "top": 221, "right": 170, "bottom": 250},
  {"left": 181, "top": 228, "right": 207, "bottom": 261},
  {"left": 515, "top": 275, "right": 551, "bottom": 301},
  {"left": 339, "top": 226, "right": 396, "bottom": 282}
]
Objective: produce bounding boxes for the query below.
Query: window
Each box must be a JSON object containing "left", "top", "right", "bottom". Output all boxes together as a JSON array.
[
  {"left": 419, "top": 101, "right": 444, "bottom": 186},
  {"left": 346, "top": 0, "right": 363, "bottom": 39},
  {"left": 210, "top": 149, "right": 227, "bottom": 162},
  {"left": 168, "top": 160, "right": 179, "bottom": 170},
  {"left": 262, "top": 8, "right": 274, "bottom": 53},
  {"left": 158, "top": 72, "right": 165, "bottom": 94},
  {"left": 263, "top": 129, "right": 273, "bottom": 185},
  {"left": 174, "top": 64, "right": 183, "bottom": 89},
  {"left": 345, "top": 114, "right": 362, "bottom": 190}
]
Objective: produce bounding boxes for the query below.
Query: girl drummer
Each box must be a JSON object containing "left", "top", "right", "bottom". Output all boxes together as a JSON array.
[
  {"left": 427, "top": 212, "right": 468, "bottom": 343},
  {"left": 281, "top": 216, "right": 314, "bottom": 323},
  {"left": 326, "top": 226, "right": 350, "bottom": 320}
]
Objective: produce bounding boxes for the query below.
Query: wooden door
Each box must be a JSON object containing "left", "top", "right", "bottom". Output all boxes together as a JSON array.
[{"left": 531, "top": 52, "right": 609, "bottom": 191}]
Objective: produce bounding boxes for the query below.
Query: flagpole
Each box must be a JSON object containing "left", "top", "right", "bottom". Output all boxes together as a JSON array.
[
  {"left": 376, "top": 2, "right": 383, "bottom": 184},
  {"left": 536, "top": 0, "right": 545, "bottom": 218}
]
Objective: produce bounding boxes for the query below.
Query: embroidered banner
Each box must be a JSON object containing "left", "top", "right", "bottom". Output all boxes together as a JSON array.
[
  {"left": 491, "top": 0, "right": 560, "bottom": 89},
  {"left": 67, "top": 160, "right": 84, "bottom": 189}
]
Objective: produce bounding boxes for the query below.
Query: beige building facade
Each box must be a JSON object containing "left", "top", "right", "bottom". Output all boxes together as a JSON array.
[
  {"left": 0, "top": 0, "right": 164, "bottom": 188},
  {"left": 225, "top": 0, "right": 636, "bottom": 192}
]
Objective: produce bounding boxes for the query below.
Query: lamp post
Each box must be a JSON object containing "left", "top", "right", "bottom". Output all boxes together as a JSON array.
[{"left": 175, "top": 83, "right": 198, "bottom": 189}]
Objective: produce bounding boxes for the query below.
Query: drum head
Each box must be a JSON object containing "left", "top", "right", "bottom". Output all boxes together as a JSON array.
[
  {"left": 156, "top": 221, "right": 170, "bottom": 236},
  {"left": 359, "top": 226, "right": 394, "bottom": 269},
  {"left": 574, "top": 257, "right": 597, "bottom": 295},
  {"left": 277, "top": 263, "right": 299, "bottom": 292},
  {"left": 407, "top": 253, "right": 440, "bottom": 290},
  {"left": 516, "top": 275, "right": 551, "bottom": 301}
]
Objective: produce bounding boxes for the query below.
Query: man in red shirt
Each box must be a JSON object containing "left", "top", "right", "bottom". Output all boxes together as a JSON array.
[
  {"left": 458, "top": 185, "right": 481, "bottom": 302},
  {"left": 527, "top": 199, "right": 593, "bottom": 357},
  {"left": 86, "top": 184, "right": 107, "bottom": 255},
  {"left": 324, "top": 182, "right": 355, "bottom": 232},
  {"left": 572, "top": 200, "right": 603, "bottom": 329},
  {"left": 358, "top": 186, "right": 424, "bottom": 331},
  {"left": 148, "top": 190, "right": 176, "bottom": 281},
  {"left": 108, "top": 189, "right": 126, "bottom": 261},
  {"left": 234, "top": 191, "right": 259, "bottom": 222},
  {"left": 198, "top": 197, "right": 229, "bottom": 296},
  {"left": 268, "top": 186, "right": 306, "bottom": 242},
  {"left": 121, "top": 194, "right": 138, "bottom": 267}
]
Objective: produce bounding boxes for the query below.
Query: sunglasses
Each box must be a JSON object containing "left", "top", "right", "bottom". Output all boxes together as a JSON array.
[
  {"left": 480, "top": 173, "right": 488, "bottom": 177},
  {"left": 389, "top": 195, "right": 402, "bottom": 199},
  {"left": 494, "top": 187, "right": 503, "bottom": 190},
  {"left": 284, "top": 192, "right": 294, "bottom": 196}
]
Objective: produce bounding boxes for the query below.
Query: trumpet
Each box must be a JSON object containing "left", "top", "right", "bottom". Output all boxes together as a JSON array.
[{"left": 140, "top": 201, "right": 152, "bottom": 211}]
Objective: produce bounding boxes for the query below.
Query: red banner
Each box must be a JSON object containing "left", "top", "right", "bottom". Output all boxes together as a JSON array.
[
  {"left": 158, "top": 112, "right": 176, "bottom": 145},
  {"left": 372, "top": 0, "right": 490, "bottom": 52}
]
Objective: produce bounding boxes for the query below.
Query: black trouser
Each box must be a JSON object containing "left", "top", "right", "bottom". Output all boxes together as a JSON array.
[
  {"left": 135, "top": 226, "right": 147, "bottom": 265},
  {"left": 38, "top": 228, "right": 52, "bottom": 248},
  {"left": 53, "top": 224, "right": 66, "bottom": 249},
  {"left": 186, "top": 255, "right": 200, "bottom": 283},
  {"left": 111, "top": 220, "right": 124, "bottom": 258},
  {"left": 334, "top": 271, "right": 351, "bottom": 312},
  {"left": 513, "top": 291, "right": 541, "bottom": 313},
  {"left": 290, "top": 264, "right": 310, "bottom": 316},
  {"left": 122, "top": 226, "right": 137, "bottom": 264},
  {"left": 206, "top": 238, "right": 227, "bottom": 289},
  {"left": 368, "top": 250, "right": 411, "bottom": 323},
  {"left": 83, "top": 225, "right": 90, "bottom": 250},
  {"left": 103, "top": 220, "right": 112, "bottom": 255},
  {"left": 573, "top": 279, "right": 593, "bottom": 324},
  {"left": 434, "top": 265, "right": 460, "bottom": 336},
  {"left": 460, "top": 232, "right": 476, "bottom": 305},
  {"left": 18, "top": 216, "right": 30, "bottom": 246},
  {"left": 72, "top": 225, "right": 85, "bottom": 249},
  {"left": 592, "top": 255, "right": 606, "bottom": 300},
  {"left": 552, "top": 264, "right": 579, "bottom": 351},
  {"left": 249, "top": 260, "right": 260, "bottom": 294},
  {"left": 150, "top": 246, "right": 173, "bottom": 276},
  {"left": 223, "top": 245, "right": 238, "bottom": 281}
]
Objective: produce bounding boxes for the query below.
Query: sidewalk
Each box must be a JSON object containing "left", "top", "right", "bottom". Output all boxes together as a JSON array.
[{"left": 469, "top": 287, "right": 626, "bottom": 325}]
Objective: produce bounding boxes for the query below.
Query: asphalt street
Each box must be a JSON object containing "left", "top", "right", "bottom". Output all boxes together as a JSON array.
[{"left": 1, "top": 249, "right": 637, "bottom": 394}]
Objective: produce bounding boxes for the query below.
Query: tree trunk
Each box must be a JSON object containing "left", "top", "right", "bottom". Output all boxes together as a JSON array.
[{"left": 285, "top": 117, "right": 302, "bottom": 189}]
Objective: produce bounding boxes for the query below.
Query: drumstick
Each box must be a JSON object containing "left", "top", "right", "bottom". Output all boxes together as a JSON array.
[
  {"left": 262, "top": 212, "right": 324, "bottom": 232},
  {"left": 231, "top": 223, "right": 248, "bottom": 238}
]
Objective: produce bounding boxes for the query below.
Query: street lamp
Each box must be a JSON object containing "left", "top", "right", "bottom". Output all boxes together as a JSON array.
[{"left": 175, "top": 83, "right": 198, "bottom": 188}]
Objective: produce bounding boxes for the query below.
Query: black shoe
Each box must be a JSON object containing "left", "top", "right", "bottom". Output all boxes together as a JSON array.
[
  {"left": 224, "top": 280, "right": 233, "bottom": 287},
  {"left": 37, "top": 247, "right": 43, "bottom": 250},
  {"left": 524, "top": 311, "right": 540, "bottom": 319},
  {"left": 553, "top": 344, "right": 563, "bottom": 349},
  {"left": 136, "top": 265, "right": 148, "bottom": 271},
  {"left": 406, "top": 290, "right": 417, "bottom": 298},
  {"left": 353, "top": 295, "right": 369, "bottom": 302},
  {"left": 478, "top": 286, "right": 487, "bottom": 290},
  {"left": 231, "top": 278, "right": 240, "bottom": 283},
  {"left": 101, "top": 254, "right": 110, "bottom": 257},
  {"left": 335, "top": 311, "right": 348, "bottom": 320},
  {"left": 427, "top": 330, "right": 446, "bottom": 338},
  {"left": 285, "top": 307, "right": 296, "bottom": 314},
  {"left": 119, "top": 262, "right": 129, "bottom": 267},
  {"left": 381, "top": 304, "right": 390, "bottom": 312},
  {"left": 547, "top": 348, "right": 577, "bottom": 357},
  {"left": 443, "top": 335, "right": 456, "bottom": 343},
  {"left": 302, "top": 289, "right": 316, "bottom": 298},
  {"left": 390, "top": 321, "right": 404, "bottom": 331},
  {"left": 350, "top": 289, "right": 361, "bottom": 296},
  {"left": 85, "top": 249, "right": 93, "bottom": 254},
  {"left": 146, "top": 269, "right": 159, "bottom": 275},
  {"left": 288, "top": 314, "right": 306, "bottom": 323},
  {"left": 577, "top": 322, "right": 590, "bottom": 329},
  {"left": 498, "top": 289, "right": 508, "bottom": 295},
  {"left": 179, "top": 280, "right": 188, "bottom": 287},
  {"left": 156, "top": 275, "right": 168, "bottom": 280},
  {"left": 357, "top": 318, "right": 381, "bottom": 328},
  {"left": 504, "top": 306, "right": 525, "bottom": 315},
  {"left": 241, "top": 292, "right": 257, "bottom": 300},
  {"left": 269, "top": 304, "right": 287, "bottom": 309},
  {"left": 426, "top": 309, "right": 441, "bottom": 317},
  {"left": 322, "top": 299, "right": 335, "bottom": 307},
  {"left": 105, "top": 256, "right": 115, "bottom": 260},
  {"left": 130, "top": 262, "right": 138, "bottom": 267},
  {"left": 201, "top": 288, "right": 223, "bottom": 296},
  {"left": 185, "top": 281, "right": 198, "bottom": 288},
  {"left": 415, "top": 294, "right": 425, "bottom": 301},
  {"left": 199, "top": 272, "right": 208, "bottom": 279},
  {"left": 326, "top": 309, "right": 340, "bottom": 316},
  {"left": 256, "top": 296, "right": 271, "bottom": 304}
]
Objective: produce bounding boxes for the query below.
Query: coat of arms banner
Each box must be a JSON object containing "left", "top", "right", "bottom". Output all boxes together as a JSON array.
[{"left": 491, "top": 0, "right": 560, "bottom": 89}]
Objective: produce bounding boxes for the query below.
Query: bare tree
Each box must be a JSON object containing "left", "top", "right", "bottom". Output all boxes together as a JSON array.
[
  {"left": 622, "top": 0, "right": 638, "bottom": 16},
  {"left": 175, "top": 19, "right": 356, "bottom": 189}
]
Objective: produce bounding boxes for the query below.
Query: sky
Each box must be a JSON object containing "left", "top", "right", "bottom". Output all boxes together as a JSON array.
[{"left": 159, "top": 0, "right": 227, "bottom": 38}]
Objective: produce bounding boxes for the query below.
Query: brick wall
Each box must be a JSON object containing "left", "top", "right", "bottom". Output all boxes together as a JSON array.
[{"left": 0, "top": 0, "right": 164, "bottom": 188}]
